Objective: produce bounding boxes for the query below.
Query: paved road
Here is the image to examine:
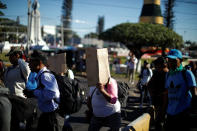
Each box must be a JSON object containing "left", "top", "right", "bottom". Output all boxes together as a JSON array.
[{"left": 68, "top": 76, "right": 153, "bottom": 131}]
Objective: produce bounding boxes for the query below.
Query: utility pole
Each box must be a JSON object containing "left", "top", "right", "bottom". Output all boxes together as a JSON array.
[
  {"left": 54, "top": 27, "right": 56, "bottom": 47},
  {"left": 26, "top": 0, "right": 31, "bottom": 55},
  {"left": 61, "top": 16, "right": 64, "bottom": 47},
  {"left": 16, "top": 26, "right": 18, "bottom": 43}
]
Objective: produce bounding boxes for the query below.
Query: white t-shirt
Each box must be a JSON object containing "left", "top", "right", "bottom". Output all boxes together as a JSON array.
[
  {"left": 67, "top": 69, "right": 74, "bottom": 80},
  {"left": 89, "top": 86, "right": 121, "bottom": 117}
]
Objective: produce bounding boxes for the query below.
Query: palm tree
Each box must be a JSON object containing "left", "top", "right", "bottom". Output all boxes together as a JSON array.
[
  {"left": 96, "top": 16, "right": 105, "bottom": 35},
  {"left": 62, "top": 0, "right": 73, "bottom": 45},
  {"left": 0, "top": 1, "right": 7, "bottom": 16},
  {"left": 163, "top": 0, "right": 175, "bottom": 29}
]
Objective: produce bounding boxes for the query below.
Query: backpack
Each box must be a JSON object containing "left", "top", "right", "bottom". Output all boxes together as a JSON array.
[
  {"left": 38, "top": 71, "right": 83, "bottom": 116},
  {"left": 117, "top": 81, "right": 130, "bottom": 107}
]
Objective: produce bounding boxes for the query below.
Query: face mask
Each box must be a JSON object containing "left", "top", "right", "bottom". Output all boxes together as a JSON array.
[{"left": 169, "top": 64, "right": 183, "bottom": 75}]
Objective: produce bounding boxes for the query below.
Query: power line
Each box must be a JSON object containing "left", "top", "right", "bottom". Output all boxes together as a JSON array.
[
  {"left": 76, "top": 2, "right": 140, "bottom": 10},
  {"left": 75, "top": 1, "right": 197, "bottom": 17},
  {"left": 176, "top": 28, "right": 197, "bottom": 30},
  {"left": 3, "top": 1, "right": 197, "bottom": 19},
  {"left": 176, "top": 1, "right": 197, "bottom": 5},
  {"left": 175, "top": 11, "right": 197, "bottom": 16},
  {"left": 161, "top": 0, "right": 197, "bottom": 5},
  {"left": 1, "top": 15, "right": 26, "bottom": 17}
]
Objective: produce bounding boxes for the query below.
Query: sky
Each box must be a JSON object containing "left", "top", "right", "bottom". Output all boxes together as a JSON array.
[{"left": 1, "top": 0, "right": 197, "bottom": 42}]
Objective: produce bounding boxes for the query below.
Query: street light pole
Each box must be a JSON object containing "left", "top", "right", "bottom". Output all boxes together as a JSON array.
[
  {"left": 26, "top": 0, "right": 31, "bottom": 55},
  {"left": 61, "top": 16, "right": 64, "bottom": 48}
]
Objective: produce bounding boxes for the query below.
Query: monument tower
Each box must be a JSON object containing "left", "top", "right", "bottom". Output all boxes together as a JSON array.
[
  {"left": 29, "top": 0, "right": 46, "bottom": 46},
  {"left": 139, "top": 0, "right": 163, "bottom": 24}
]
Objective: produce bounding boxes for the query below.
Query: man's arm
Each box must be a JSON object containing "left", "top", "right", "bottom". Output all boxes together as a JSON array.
[
  {"left": 18, "top": 58, "right": 31, "bottom": 81},
  {"left": 97, "top": 83, "right": 112, "bottom": 103},
  {"left": 190, "top": 86, "right": 197, "bottom": 97}
]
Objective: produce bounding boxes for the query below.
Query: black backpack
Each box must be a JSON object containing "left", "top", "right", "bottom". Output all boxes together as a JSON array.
[
  {"left": 39, "top": 71, "right": 83, "bottom": 116},
  {"left": 117, "top": 81, "right": 130, "bottom": 107}
]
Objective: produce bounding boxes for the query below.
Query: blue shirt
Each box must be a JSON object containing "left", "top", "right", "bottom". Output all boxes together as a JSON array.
[
  {"left": 33, "top": 67, "right": 60, "bottom": 112},
  {"left": 26, "top": 72, "right": 37, "bottom": 90},
  {"left": 165, "top": 70, "right": 196, "bottom": 115}
]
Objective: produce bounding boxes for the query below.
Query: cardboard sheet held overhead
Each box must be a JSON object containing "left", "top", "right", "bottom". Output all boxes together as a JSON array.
[
  {"left": 86, "top": 48, "right": 111, "bottom": 86},
  {"left": 47, "top": 53, "right": 67, "bottom": 74}
]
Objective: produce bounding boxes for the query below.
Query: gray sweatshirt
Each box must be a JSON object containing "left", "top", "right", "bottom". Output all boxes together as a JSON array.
[{"left": 4, "top": 59, "right": 30, "bottom": 98}]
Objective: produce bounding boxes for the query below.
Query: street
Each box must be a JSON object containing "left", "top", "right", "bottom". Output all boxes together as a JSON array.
[{"left": 68, "top": 76, "right": 153, "bottom": 131}]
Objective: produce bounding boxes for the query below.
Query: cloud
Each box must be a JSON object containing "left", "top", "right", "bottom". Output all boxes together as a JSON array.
[{"left": 73, "top": 19, "right": 88, "bottom": 24}]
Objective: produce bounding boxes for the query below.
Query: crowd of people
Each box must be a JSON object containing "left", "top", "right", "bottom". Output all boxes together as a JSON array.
[
  {"left": 0, "top": 48, "right": 73, "bottom": 131},
  {"left": 112, "top": 49, "right": 197, "bottom": 131},
  {"left": 0, "top": 47, "right": 197, "bottom": 131},
  {"left": 139, "top": 49, "right": 197, "bottom": 131}
]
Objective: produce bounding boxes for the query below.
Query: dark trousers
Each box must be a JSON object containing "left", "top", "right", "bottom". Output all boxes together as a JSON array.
[
  {"left": 164, "top": 109, "right": 190, "bottom": 131},
  {"left": 154, "top": 105, "right": 165, "bottom": 131},
  {"left": 88, "top": 112, "right": 121, "bottom": 131},
  {"left": 140, "top": 85, "right": 152, "bottom": 106},
  {"left": 37, "top": 110, "right": 62, "bottom": 131},
  {"left": 0, "top": 96, "right": 12, "bottom": 131}
]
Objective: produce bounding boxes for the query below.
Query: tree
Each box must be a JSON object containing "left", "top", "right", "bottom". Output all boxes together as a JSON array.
[
  {"left": 99, "top": 22, "right": 183, "bottom": 59},
  {"left": 0, "top": 1, "right": 6, "bottom": 16},
  {"left": 16, "top": 16, "right": 20, "bottom": 25},
  {"left": 163, "top": 0, "right": 175, "bottom": 29},
  {"left": 162, "top": 0, "right": 176, "bottom": 56},
  {"left": 71, "top": 32, "right": 80, "bottom": 39},
  {"left": 185, "top": 40, "right": 197, "bottom": 48},
  {"left": 96, "top": 16, "right": 104, "bottom": 35},
  {"left": 62, "top": 0, "right": 73, "bottom": 45},
  {"left": 0, "top": 18, "right": 27, "bottom": 42},
  {"left": 84, "top": 32, "right": 98, "bottom": 39}
]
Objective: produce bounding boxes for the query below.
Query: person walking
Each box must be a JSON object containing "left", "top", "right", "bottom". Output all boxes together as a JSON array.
[
  {"left": 4, "top": 47, "right": 30, "bottom": 98},
  {"left": 25, "top": 50, "right": 62, "bottom": 131},
  {"left": 62, "top": 67, "right": 75, "bottom": 131},
  {"left": 128, "top": 52, "right": 138, "bottom": 84},
  {"left": 164, "top": 49, "right": 197, "bottom": 131},
  {"left": 148, "top": 57, "right": 168, "bottom": 131},
  {"left": 113, "top": 55, "right": 121, "bottom": 74},
  {"left": 189, "top": 61, "right": 197, "bottom": 81},
  {"left": 139, "top": 61, "right": 153, "bottom": 108},
  {"left": 88, "top": 78, "right": 121, "bottom": 131}
]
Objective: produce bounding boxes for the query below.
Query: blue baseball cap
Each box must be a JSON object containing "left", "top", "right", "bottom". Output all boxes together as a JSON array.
[{"left": 167, "top": 49, "right": 182, "bottom": 59}]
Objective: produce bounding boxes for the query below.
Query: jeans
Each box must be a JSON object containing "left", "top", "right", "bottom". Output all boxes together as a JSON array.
[
  {"left": 140, "top": 85, "right": 152, "bottom": 107},
  {"left": 128, "top": 69, "right": 135, "bottom": 83},
  {"left": 88, "top": 112, "right": 121, "bottom": 131}
]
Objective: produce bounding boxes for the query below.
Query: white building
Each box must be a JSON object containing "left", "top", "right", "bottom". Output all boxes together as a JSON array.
[{"left": 81, "top": 38, "right": 104, "bottom": 48}]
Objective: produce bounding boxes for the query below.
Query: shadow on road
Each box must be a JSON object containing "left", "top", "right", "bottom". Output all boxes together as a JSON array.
[{"left": 69, "top": 116, "right": 88, "bottom": 124}]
